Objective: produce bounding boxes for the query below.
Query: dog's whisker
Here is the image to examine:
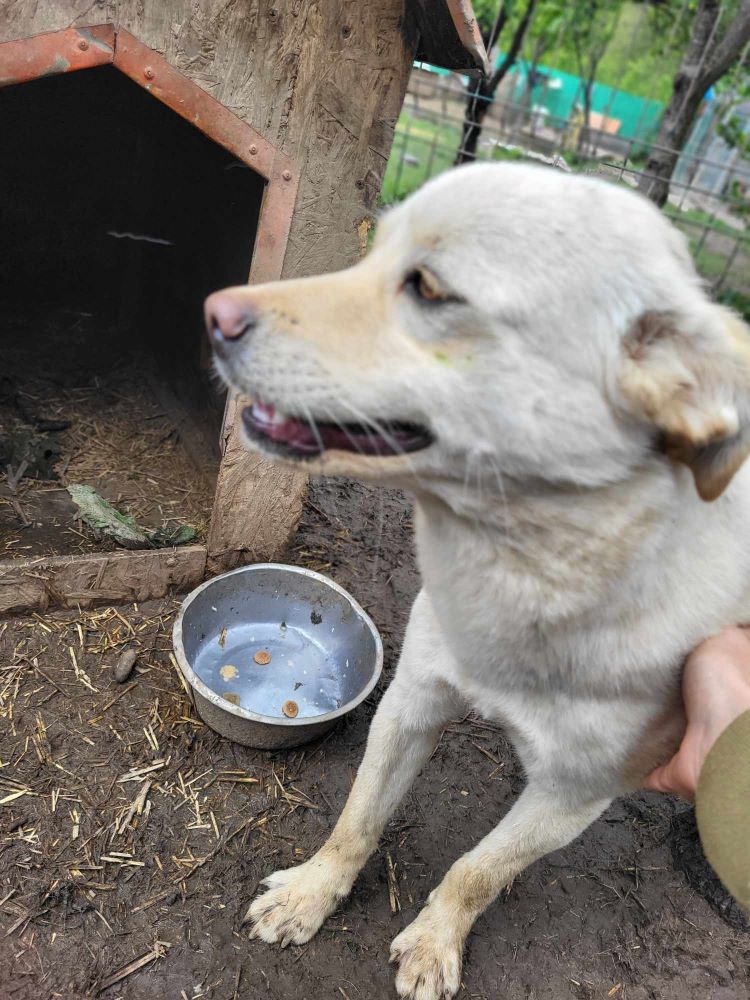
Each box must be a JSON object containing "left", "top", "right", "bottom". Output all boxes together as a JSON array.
[
  {"left": 319, "top": 402, "right": 371, "bottom": 460},
  {"left": 485, "top": 455, "right": 512, "bottom": 536},
  {"left": 334, "top": 396, "right": 427, "bottom": 489},
  {"left": 336, "top": 402, "right": 390, "bottom": 461},
  {"left": 332, "top": 398, "right": 406, "bottom": 457},
  {"left": 299, "top": 401, "right": 326, "bottom": 456}
]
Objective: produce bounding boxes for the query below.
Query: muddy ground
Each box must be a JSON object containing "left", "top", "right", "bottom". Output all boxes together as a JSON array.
[{"left": 1, "top": 478, "right": 747, "bottom": 1000}]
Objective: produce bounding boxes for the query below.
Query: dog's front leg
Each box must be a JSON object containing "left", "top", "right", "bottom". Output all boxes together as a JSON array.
[
  {"left": 248, "top": 589, "right": 463, "bottom": 947},
  {"left": 390, "top": 784, "right": 612, "bottom": 1000}
]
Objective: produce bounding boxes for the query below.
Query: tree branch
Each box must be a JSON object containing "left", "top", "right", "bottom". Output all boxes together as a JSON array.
[
  {"left": 489, "top": 0, "right": 539, "bottom": 91},
  {"left": 485, "top": 0, "right": 510, "bottom": 52},
  {"left": 704, "top": 1, "right": 750, "bottom": 85}
]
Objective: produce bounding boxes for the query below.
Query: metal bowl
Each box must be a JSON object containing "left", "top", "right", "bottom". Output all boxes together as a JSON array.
[{"left": 172, "top": 564, "right": 383, "bottom": 749}]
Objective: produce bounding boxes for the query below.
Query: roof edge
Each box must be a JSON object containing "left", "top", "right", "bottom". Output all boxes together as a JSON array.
[
  {"left": 443, "top": 0, "right": 490, "bottom": 75},
  {"left": 411, "top": 0, "right": 490, "bottom": 75}
]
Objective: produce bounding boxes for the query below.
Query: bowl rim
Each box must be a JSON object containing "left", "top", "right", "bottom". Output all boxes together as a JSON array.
[{"left": 172, "top": 562, "right": 384, "bottom": 728}]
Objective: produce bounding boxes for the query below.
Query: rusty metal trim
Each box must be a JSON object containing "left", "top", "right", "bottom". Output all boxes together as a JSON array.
[
  {"left": 442, "top": 1, "right": 490, "bottom": 75},
  {"left": 0, "top": 24, "right": 299, "bottom": 282},
  {"left": 112, "top": 29, "right": 285, "bottom": 185},
  {"left": 111, "top": 28, "right": 298, "bottom": 283},
  {"left": 249, "top": 155, "right": 300, "bottom": 285},
  {"left": 0, "top": 24, "right": 115, "bottom": 88}
]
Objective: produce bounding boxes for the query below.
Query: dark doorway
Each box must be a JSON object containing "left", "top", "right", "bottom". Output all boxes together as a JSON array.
[{"left": 0, "top": 65, "right": 263, "bottom": 557}]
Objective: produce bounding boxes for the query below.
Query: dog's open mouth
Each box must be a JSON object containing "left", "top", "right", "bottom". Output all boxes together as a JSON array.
[{"left": 242, "top": 402, "right": 433, "bottom": 458}]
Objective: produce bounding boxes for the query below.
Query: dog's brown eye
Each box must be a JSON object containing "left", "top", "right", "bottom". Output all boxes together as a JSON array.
[{"left": 404, "top": 268, "right": 445, "bottom": 303}]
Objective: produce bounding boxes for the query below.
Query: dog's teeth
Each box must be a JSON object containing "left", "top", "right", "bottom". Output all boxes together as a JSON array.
[{"left": 252, "top": 401, "right": 287, "bottom": 425}]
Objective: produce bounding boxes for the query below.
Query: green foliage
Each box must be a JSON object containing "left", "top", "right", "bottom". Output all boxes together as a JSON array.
[
  {"left": 718, "top": 113, "right": 750, "bottom": 155},
  {"left": 477, "top": 1, "right": 747, "bottom": 106},
  {"left": 476, "top": 2, "right": 691, "bottom": 103},
  {"left": 711, "top": 63, "right": 750, "bottom": 224},
  {"left": 715, "top": 65, "right": 750, "bottom": 157},
  {"left": 718, "top": 288, "right": 750, "bottom": 322},
  {"left": 472, "top": 0, "right": 504, "bottom": 35},
  {"left": 540, "top": 2, "right": 683, "bottom": 102}
]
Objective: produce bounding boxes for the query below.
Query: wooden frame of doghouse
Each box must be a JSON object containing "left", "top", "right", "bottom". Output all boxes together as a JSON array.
[
  {"left": 0, "top": 4, "right": 486, "bottom": 617},
  {"left": 0, "top": 22, "right": 302, "bottom": 614}
]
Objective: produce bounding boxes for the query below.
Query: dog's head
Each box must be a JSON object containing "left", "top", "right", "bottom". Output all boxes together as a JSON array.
[{"left": 207, "top": 163, "right": 750, "bottom": 506}]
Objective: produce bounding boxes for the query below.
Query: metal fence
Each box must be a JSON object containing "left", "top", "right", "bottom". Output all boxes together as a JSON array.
[{"left": 382, "top": 67, "right": 750, "bottom": 304}]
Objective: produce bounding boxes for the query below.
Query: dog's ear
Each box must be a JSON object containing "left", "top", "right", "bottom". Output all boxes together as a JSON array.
[{"left": 619, "top": 306, "right": 750, "bottom": 501}]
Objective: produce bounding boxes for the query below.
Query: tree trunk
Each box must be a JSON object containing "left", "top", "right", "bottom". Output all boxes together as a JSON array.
[
  {"left": 578, "top": 74, "right": 595, "bottom": 154},
  {"left": 456, "top": 75, "right": 500, "bottom": 163},
  {"left": 638, "top": 0, "right": 750, "bottom": 207},
  {"left": 519, "top": 36, "right": 547, "bottom": 137},
  {"left": 456, "top": 0, "right": 538, "bottom": 164}
]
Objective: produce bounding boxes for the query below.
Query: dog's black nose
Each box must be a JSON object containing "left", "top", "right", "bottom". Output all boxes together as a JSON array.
[{"left": 204, "top": 291, "right": 258, "bottom": 345}]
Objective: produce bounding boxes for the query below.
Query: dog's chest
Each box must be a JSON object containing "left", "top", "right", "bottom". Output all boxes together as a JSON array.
[{"left": 413, "top": 494, "right": 749, "bottom": 704}]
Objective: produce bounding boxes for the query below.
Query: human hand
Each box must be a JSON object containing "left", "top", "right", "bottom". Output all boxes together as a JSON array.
[{"left": 644, "top": 627, "right": 750, "bottom": 801}]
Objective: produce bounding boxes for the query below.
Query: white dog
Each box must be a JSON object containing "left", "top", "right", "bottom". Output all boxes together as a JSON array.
[{"left": 206, "top": 163, "right": 750, "bottom": 1000}]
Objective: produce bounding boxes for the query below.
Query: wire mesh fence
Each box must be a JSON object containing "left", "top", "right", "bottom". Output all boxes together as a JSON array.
[{"left": 382, "top": 66, "right": 750, "bottom": 304}]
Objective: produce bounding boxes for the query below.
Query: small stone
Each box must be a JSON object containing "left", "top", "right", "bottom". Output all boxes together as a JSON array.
[{"left": 114, "top": 648, "right": 137, "bottom": 683}]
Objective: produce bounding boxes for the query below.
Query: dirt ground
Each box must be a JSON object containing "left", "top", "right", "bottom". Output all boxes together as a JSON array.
[{"left": 1, "top": 477, "right": 747, "bottom": 1000}]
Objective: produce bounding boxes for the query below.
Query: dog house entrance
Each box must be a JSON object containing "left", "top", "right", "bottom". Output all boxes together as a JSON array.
[{"left": 1, "top": 62, "right": 264, "bottom": 564}]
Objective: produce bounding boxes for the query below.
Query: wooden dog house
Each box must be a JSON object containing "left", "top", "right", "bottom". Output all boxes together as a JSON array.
[{"left": 0, "top": 3, "right": 486, "bottom": 616}]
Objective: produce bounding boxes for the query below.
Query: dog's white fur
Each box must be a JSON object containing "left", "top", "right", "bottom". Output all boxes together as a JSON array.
[{"left": 211, "top": 163, "right": 750, "bottom": 1000}]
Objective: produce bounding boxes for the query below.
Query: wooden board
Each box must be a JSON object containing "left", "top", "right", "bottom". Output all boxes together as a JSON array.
[
  {"left": 0, "top": 546, "right": 206, "bottom": 615},
  {"left": 206, "top": 397, "right": 307, "bottom": 576}
]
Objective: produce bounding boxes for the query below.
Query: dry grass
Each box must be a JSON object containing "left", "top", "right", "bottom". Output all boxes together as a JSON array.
[{"left": 0, "top": 598, "right": 327, "bottom": 996}]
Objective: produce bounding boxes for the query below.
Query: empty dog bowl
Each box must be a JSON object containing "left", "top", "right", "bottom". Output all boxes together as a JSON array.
[{"left": 172, "top": 564, "right": 383, "bottom": 749}]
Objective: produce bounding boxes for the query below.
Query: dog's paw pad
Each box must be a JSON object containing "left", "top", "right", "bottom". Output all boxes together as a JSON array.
[{"left": 390, "top": 914, "right": 462, "bottom": 1000}]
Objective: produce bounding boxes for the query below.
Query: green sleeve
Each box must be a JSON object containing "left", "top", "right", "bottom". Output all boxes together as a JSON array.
[{"left": 695, "top": 709, "right": 750, "bottom": 915}]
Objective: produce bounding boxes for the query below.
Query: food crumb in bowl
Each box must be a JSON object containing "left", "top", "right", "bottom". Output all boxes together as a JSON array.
[
  {"left": 310, "top": 610, "right": 322, "bottom": 625},
  {"left": 254, "top": 650, "right": 272, "bottom": 665},
  {"left": 220, "top": 664, "right": 238, "bottom": 681},
  {"left": 223, "top": 692, "right": 240, "bottom": 706},
  {"left": 282, "top": 700, "right": 299, "bottom": 718},
  {"left": 218, "top": 627, "right": 228, "bottom": 648}
]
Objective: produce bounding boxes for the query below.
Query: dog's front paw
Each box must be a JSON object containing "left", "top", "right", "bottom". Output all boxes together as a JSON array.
[
  {"left": 390, "top": 905, "right": 463, "bottom": 1000},
  {"left": 246, "top": 857, "right": 352, "bottom": 947}
]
